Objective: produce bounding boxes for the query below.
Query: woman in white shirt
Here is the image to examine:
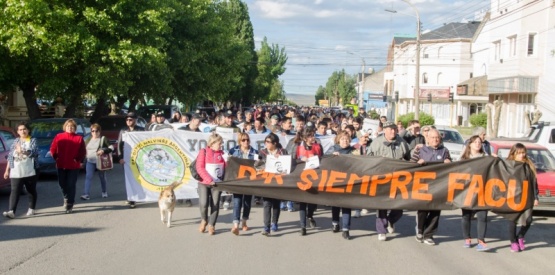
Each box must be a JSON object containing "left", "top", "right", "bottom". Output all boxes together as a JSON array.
[
  {"left": 80, "top": 123, "right": 113, "bottom": 200},
  {"left": 2, "top": 122, "right": 39, "bottom": 218}
]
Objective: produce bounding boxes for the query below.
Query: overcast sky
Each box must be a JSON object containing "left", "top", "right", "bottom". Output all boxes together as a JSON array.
[{"left": 244, "top": 0, "right": 490, "bottom": 99}]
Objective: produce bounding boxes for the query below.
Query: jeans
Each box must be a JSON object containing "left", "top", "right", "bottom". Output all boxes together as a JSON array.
[
  {"left": 280, "top": 201, "right": 294, "bottom": 210},
  {"left": 331, "top": 207, "right": 351, "bottom": 231},
  {"left": 57, "top": 169, "right": 80, "bottom": 209},
  {"left": 8, "top": 175, "right": 38, "bottom": 213},
  {"left": 232, "top": 193, "right": 252, "bottom": 224},
  {"left": 299, "top": 202, "right": 316, "bottom": 228},
  {"left": 416, "top": 210, "right": 441, "bottom": 239},
  {"left": 376, "top": 210, "right": 403, "bottom": 234},
  {"left": 461, "top": 209, "right": 488, "bottom": 242},
  {"left": 197, "top": 183, "right": 221, "bottom": 226},
  {"left": 263, "top": 198, "right": 281, "bottom": 228},
  {"left": 83, "top": 161, "right": 107, "bottom": 195}
]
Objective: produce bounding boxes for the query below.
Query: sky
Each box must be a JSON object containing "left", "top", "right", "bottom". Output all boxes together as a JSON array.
[{"left": 243, "top": 0, "right": 490, "bottom": 103}]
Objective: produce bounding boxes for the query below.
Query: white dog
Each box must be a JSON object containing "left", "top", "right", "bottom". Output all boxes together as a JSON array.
[{"left": 158, "top": 182, "right": 179, "bottom": 228}]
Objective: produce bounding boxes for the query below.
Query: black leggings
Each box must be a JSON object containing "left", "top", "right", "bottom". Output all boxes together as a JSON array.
[
  {"left": 9, "top": 175, "right": 38, "bottom": 213},
  {"left": 508, "top": 215, "right": 533, "bottom": 243},
  {"left": 461, "top": 209, "right": 488, "bottom": 242}
]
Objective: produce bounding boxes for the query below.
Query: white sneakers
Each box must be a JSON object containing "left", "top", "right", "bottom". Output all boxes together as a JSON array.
[
  {"left": 378, "top": 234, "right": 387, "bottom": 241},
  {"left": 102, "top": 192, "right": 108, "bottom": 198},
  {"left": 26, "top": 209, "right": 36, "bottom": 216},
  {"left": 3, "top": 210, "right": 15, "bottom": 219}
]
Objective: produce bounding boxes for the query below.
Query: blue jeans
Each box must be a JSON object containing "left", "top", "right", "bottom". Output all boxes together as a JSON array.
[
  {"left": 57, "top": 168, "right": 80, "bottom": 208},
  {"left": 83, "top": 161, "right": 107, "bottom": 195},
  {"left": 298, "top": 203, "right": 316, "bottom": 228},
  {"left": 331, "top": 207, "right": 351, "bottom": 231},
  {"left": 232, "top": 194, "right": 252, "bottom": 224},
  {"left": 280, "top": 201, "right": 294, "bottom": 210}
]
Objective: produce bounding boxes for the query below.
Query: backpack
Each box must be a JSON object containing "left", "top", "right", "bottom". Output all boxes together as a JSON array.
[{"left": 189, "top": 149, "right": 205, "bottom": 181}]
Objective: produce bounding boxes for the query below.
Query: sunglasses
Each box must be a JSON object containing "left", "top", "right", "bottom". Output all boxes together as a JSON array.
[
  {"left": 241, "top": 139, "right": 250, "bottom": 142},
  {"left": 91, "top": 130, "right": 99, "bottom": 132},
  {"left": 126, "top": 118, "right": 134, "bottom": 121}
]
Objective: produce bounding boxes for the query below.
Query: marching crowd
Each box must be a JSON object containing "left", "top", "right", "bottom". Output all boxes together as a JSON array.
[{"left": 2, "top": 104, "right": 539, "bottom": 253}]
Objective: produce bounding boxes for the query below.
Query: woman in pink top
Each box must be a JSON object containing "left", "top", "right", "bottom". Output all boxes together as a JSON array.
[{"left": 195, "top": 133, "right": 226, "bottom": 235}]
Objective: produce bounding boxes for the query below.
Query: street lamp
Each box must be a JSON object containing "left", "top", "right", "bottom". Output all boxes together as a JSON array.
[
  {"left": 348, "top": 52, "right": 366, "bottom": 109},
  {"left": 386, "top": 0, "right": 421, "bottom": 119}
]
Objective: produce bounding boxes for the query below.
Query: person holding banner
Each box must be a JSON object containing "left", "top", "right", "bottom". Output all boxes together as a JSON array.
[
  {"left": 295, "top": 127, "right": 322, "bottom": 236},
  {"left": 412, "top": 128, "right": 452, "bottom": 246},
  {"left": 367, "top": 121, "right": 411, "bottom": 241},
  {"left": 257, "top": 133, "right": 288, "bottom": 236},
  {"left": 228, "top": 133, "right": 258, "bottom": 235},
  {"left": 506, "top": 143, "right": 539, "bottom": 252},
  {"left": 196, "top": 133, "right": 226, "bottom": 235},
  {"left": 459, "top": 135, "right": 490, "bottom": 251},
  {"left": 330, "top": 131, "right": 355, "bottom": 240},
  {"left": 50, "top": 119, "right": 86, "bottom": 214},
  {"left": 80, "top": 123, "right": 113, "bottom": 200},
  {"left": 117, "top": 112, "right": 145, "bottom": 208}
]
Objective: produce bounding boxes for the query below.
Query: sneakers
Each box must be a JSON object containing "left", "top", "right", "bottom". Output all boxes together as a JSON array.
[
  {"left": 223, "top": 201, "right": 230, "bottom": 210},
  {"left": 308, "top": 217, "right": 316, "bottom": 228},
  {"left": 423, "top": 238, "right": 436, "bottom": 246},
  {"left": 128, "top": 201, "right": 136, "bottom": 208},
  {"left": 65, "top": 208, "right": 73, "bottom": 214},
  {"left": 102, "top": 192, "right": 108, "bottom": 198},
  {"left": 387, "top": 221, "right": 395, "bottom": 234},
  {"left": 332, "top": 224, "right": 340, "bottom": 233},
  {"left": 353, "top": 210, "right": 361, "bottom": 218},
  {"left": 518, "top": 238, "right": 526, "bottom": 251},
  {"left": 3, "top": 210, "right": 15, "bottom": 219},
  {"left": 261, "top": 227, "right": 270, "bottom": 236},
  {"left": 510, "top": 242, "right": 520, "bottom": 252},
  {"left": 80, "top": 195, "right": 90, "bottom": 200},
  {"left": 300, "top": 228, "right": 307, "bottom": 236},
  {"left": 463, "top": 238, "right": 472, "bottom": 248},
  {"left": 476, "top": 242, "right": 490, "bottom": 252},
  {"left": 361, "top": 209, "right": 369, "bottom": 214},
  {"left": 378, "top": 234, "right": 386, "bottom": 241},
  {"left": 26, "top": 209, "right": 36, "bottom": 216},
  {"left": 287, "top": 207, "right": 295, "bottom": 212},
  {"left": 270, "top": 223, "right": 278, "bottom": 232},
  {"left": 415, "top": 234, "right": 423, "bottom": 243},
  {"left": 342, "top": 231, "right": 351, "bottom": 240}
]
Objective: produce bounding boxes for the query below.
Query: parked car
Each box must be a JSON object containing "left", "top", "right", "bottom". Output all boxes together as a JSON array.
[
  {"left": 0, "top": 125, "right": 17, "bottom": 149},
  {"left": 435, "top": 125, "right": 465, "bottom": 161},
  {"left": 0, "top": 134, "right": 11, "bottom": 190},
  {"left": 29, "top": 118, "right": 91, "bottom": 175},
  {"left": 137, "top": 105, "right": 180, "bottom": 121},
  {"left": 96, "top": 115, "right": 147, "bottom": 157},
  {"left": 490, "top": 140, "right": 555, "bottom": 208}
]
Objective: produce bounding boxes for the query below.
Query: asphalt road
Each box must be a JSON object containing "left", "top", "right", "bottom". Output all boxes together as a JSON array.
[{"left": 1, "top": 165, "right": 554, "bottom": 275}]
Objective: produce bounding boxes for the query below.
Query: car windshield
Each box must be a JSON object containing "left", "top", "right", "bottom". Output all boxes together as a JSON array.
[
  {"left": 0, "top": 130, "right": 15, "bottom": 148},
  {"left": 30, "top": 121, "right": 84, "bottom": 138},
  {"left": 498, "top": 148, "right": 555, "bottom": 171},
  {"left": 439, "top": 130, "right": 464, "bottom": 144}
]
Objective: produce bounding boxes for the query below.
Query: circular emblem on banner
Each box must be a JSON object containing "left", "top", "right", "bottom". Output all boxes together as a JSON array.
[{"left": 130, "top": 137, "right": 191, "bottom": 191}]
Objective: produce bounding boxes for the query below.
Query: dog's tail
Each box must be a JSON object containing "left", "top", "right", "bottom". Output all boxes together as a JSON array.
[{"left": 168, "top": 181, "right": 182, "bottom": 190}]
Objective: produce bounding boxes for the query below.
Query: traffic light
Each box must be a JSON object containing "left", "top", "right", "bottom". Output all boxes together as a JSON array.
[
  {"left": 427, "top": 93, "right": 432, "bottom": 102},
  {"left": 395, "top": 91, "right": 399, "bottom": 102},
  {"left": 449, "top": 92, "right": 454, "bottom": 103}
]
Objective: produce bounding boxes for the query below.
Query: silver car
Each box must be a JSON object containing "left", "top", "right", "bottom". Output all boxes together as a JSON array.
[{"left": 434, "top": 125, "right": 465, "bottom": 161}]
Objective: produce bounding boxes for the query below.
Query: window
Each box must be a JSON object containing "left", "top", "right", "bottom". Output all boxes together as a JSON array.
[
  {"left": 518, "top": 94, "right": 534, "bottom": 103},
  {"left": 493, "top": 40, "right": 501, "bottom": 61},
  {"left": 437, "top": 46, "right": 443, "bottom": 58},
  {"left": 422, "top": 73, "right": 428, "bottom": 84},
  {"left": 422, "top": 47, "right": 428, "bottom": 59},
  {"left": 508, "top": 35, "right": 517, "bottom": 57},
  {"left": 528, "top": 33, "right": 536, "bottom": 56}
]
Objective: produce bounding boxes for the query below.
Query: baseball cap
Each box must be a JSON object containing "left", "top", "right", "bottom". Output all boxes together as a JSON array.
[
  {"left": 125, "top": 112, "right": 137, "bottom": 119},
  {"left": 382, "top": 121, "right": 398, "bottom": 129},
  {"left": 271, "top": 115, "right": 279, "bottom": 120},
  {"left": 224, "top": 110, "right": 234, "bottom": 117},
  {"left": 155, "top": 111, "right": 165, "bottom": 117}
]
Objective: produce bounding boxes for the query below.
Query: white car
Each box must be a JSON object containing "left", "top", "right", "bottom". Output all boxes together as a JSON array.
[{"left": 434, "top": 125, "right": 465, "bottom": 161}]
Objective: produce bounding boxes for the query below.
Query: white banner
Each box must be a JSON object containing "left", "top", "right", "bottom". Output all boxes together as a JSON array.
[{"left": 122, "top": 129, "right": 336, "bottom": 202}]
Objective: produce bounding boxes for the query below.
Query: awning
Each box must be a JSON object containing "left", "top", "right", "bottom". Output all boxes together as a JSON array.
[{"left": 457, "top": 75, "right": 487, "bottom": 96}]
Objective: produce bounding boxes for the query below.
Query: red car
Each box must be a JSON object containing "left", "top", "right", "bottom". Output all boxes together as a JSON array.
[
  {"left": 95, "top": 115, "right": 147, "bottom": 158},
  {"left": 489, "top": 140, "right": 555, "bottom": 208},
  {"left": 0, "top": 131, "right": 14, "bottom": 189}
]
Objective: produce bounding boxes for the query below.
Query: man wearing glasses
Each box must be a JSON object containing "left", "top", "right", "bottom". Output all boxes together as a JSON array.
[{"left": 117, "top": 112, "right": 145, "bottom": 208}]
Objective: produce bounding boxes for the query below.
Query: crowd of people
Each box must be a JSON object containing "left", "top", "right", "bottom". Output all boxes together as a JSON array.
[{"left": 1, "top": 104, "right": 539, "bottom": 253}]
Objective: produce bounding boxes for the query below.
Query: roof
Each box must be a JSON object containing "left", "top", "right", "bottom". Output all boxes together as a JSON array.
[
  {"left": 393, "top": 36, "right": 415, "bottom": 44},
  {"left": 421, "top": 21, "right": 481, "bottom": 40}
]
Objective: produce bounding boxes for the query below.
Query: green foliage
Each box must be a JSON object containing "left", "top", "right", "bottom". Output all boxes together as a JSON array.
[
  {"left": 469, "top": 112, "right": 487, "bottom": 128},
  {"left": 368, "top": 110, "right": 380, "bottom": 119},
  {"left": 314, "top": 86, "right": 326, "bottom": 105},
  {"left": 397, "top": 112, "right": 435, "bottom": 128},
  {"left": 254, "top": 37, "right": 287, "bottom": 102},
  {"left": 324, "top": 70, "right": 355, "bottom": 106}
]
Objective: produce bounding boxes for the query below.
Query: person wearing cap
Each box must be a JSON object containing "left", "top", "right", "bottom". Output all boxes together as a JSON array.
[
  {"left": 268, "top": 114, "right": 281, "bottom": 133},
  {"left": 367, "top": 121, "right": 411, "bottom": 241},
  {"left": 147, "top": 111, "right": 173, "bottom": 131},
  {"left": 117, "top": 112, "right": 145, "bottom": 208},
  {"left": 217, "top": 111, "right": 240, "bottom": 133}
]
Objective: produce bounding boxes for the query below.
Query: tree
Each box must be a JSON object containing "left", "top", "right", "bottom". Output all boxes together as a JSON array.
[
  {"left": 254, "top": 37, "right": 287, "bottom": 102},
  {"left": 324, "top": 70, "right": 356, "bottom": 106},
  {"left": 314, "top": 86, "right": 327, "bottom": 106}
]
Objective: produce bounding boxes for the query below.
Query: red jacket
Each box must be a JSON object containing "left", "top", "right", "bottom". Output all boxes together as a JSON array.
[
  {"left": 195, "top": 147, "right": 226, "bottom": 185},
  {"left": 296, "top": 142, "right": 323, "bottom": 159},
  {"left": 50, "top": 132, "right": 86, "bottom": 170}
]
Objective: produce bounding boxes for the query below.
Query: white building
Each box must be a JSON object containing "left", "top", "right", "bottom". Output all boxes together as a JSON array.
[
  {"left": 385, "top": 22, "right": 487, "bottom": 126},
  {"left": 471, "top": 0, "right": 555, "bottom": 137}
]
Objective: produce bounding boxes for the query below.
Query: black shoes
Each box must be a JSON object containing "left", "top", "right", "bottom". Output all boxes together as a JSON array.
[
  {"left": 332, "top": 224, "right": 340, "bottom": 233},
  {"left": 300, "top": 228, "right": 307, "bottom": 236},
  {"left": 342, "top": 231, "right": 350, "bottom": 240},
  {"left": 308, "top": 217, "right": 316, "bottom": 228}
]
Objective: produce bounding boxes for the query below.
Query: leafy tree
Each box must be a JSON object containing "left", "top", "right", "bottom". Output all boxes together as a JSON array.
[
  {"left": 324, "top": 70, "right": 356, "bottom": 106},
  {"left": 397, "top": 112, "right": 435, "bottom": 127},
  {"left": 254, "top": 37, "right": 287, "bottom": 102},
  {"left": 315, "top": 86, "right": 327, "bottom": 105},
  {"left": 469, "top": 112, "right": 487, "bottom": 128}
]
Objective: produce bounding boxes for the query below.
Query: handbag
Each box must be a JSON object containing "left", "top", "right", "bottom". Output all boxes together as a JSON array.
[
  {"left": 189, "top": 149, "right": 204, "bottom": 181},
  {"left": 96, "top": 136, "right": 113, "bottom": 170}
]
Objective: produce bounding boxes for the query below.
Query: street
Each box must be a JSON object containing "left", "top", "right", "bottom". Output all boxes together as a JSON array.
[{"left": 1, "top": 164, "right": 554, "bottom": 275}]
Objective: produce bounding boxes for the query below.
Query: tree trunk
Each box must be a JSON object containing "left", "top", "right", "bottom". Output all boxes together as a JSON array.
[
  {"left": 90, "top": 96, "right": 109, "bottom": 123},
  {"left": 21, "top": 82, "right": 42, "bottom": 120}
]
